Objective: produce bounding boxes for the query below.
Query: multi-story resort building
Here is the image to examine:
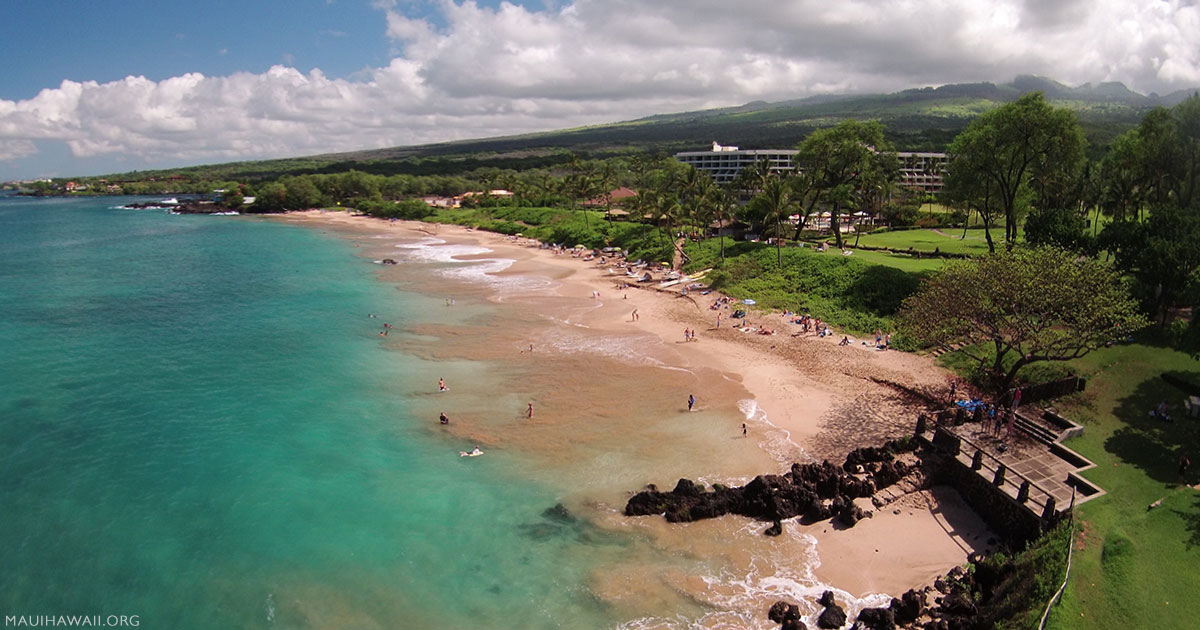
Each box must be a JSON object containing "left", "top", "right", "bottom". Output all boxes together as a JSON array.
[
  {"left": 896, "top": 152, "right": 949, "bottom": 193},
  {"left": 675, "top": 143, "right": 948, "bottom": 193},
  {"left": 673, "top": 143, "right": 799, "bottom": 185}
]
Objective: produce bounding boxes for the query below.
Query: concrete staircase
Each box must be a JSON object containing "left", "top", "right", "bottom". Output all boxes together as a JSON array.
[{"left": 1012, "top": 412, "right": 1059, "bottom": 446}]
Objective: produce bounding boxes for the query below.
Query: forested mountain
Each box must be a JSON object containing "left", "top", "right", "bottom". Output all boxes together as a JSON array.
[{"left": 101, "top": 76, "right": 1196, "bottom": 182}]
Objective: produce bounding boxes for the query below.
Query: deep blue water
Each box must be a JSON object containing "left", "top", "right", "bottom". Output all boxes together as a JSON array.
[{"left": 0, "top": 196, "right": 627, "bottom": 629}]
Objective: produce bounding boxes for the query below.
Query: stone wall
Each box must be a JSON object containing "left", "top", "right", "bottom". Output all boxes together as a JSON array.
[{"left": 932, "top": 454, "right": 1045, "bottom": 546}]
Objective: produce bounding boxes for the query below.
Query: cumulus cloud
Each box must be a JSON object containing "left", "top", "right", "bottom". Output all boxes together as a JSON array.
[{"left": 2, "top": 0, "right": 1198, "bottom": 169}]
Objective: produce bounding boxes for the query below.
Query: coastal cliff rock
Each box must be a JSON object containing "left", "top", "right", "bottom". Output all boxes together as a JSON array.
[
  {"left": 815, "top": 591, "right": 847, "bottom": 628},
  {"left": 855, "top": 606, "right": 896, "bottom": 630},
  {"left": 624, "top": 439, "right": 918, "bottom": 531},
  {"left": 768, "top": 601, "right": 800, "bottom": 624},
  {"left": 889, "top": 589, "right": 926, "bottom": 625}
]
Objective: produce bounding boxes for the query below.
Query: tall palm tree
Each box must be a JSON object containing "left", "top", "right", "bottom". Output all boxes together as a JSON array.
[
  {"left": 747, "top": 177, "right": 797, "bottom": 267},
  {"left": 709, "top": 185, "right": 738, "bottom": 262}
]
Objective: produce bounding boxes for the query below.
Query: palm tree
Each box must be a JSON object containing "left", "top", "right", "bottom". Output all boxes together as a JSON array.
[
  {"left": 746, "top": 177, "right": 797, "bottom": 267},
  {"left": 709, "top": 185, "right": 738, "bottom": 262}
]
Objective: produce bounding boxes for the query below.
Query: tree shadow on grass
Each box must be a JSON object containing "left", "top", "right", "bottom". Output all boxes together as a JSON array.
[
  {"left": 1173, "top": 494, "right": 1200, "bottom": 550},
  {"left": 1106, "top": 370, "right": 1200, "bottom": 485}
]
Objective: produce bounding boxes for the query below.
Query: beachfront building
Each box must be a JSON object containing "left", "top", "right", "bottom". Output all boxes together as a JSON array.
[
  {"left": 674, "top": 143, "right": 798, "bottom": 185},
  {"left": 676, "top": 143, "right": 947, "bottom": 193},
  {"left": 896, "top": 152, "right": 948, "bottom": 193}
]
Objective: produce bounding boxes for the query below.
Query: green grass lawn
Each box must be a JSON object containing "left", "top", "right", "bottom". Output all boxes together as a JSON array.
[
  {"left": 1042, "top": 340, "right": 1200, "bottom": 630},
  {"left": 823, "top": 246, "right": 948, "bottom": 273},
  {"left": 850, "top": 227, "right": 996, "bottom": 255},
  {"left": 942, "top": 338, "right": 1200, "bottom": 629}
]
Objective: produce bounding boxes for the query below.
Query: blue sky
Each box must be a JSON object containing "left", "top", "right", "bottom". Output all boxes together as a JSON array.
[
  {"left": 2, "top": 0, "right": 1198, "bottom": 181},
  {"left": 3, "top": 1, "right": 384, "bottom": 101}
]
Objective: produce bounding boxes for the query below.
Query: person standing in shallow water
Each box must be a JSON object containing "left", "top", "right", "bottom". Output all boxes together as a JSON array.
[{"left": 688, "top": 394, "right": 695, "bottom": 411}]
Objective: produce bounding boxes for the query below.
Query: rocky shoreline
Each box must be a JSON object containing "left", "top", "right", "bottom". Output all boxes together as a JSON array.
[
  {"left": 624, "top": 435, "right": 1064, "bottom": 630},
  {"left": 624, "top": 438, "right": 919, "bottom": 534}
]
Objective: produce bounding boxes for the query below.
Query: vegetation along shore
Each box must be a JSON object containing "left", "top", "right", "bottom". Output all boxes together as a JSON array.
[{"left": 16, "top": 82, "right": 1200, "bottom": 629}]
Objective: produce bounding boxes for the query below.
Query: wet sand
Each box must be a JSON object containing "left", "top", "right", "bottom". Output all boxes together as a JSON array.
[{"left": 275, "top": 210, "right": 993, "bottom": 619}]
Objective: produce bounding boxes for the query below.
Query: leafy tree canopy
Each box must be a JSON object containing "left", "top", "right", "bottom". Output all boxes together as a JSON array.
[
  {"left": 898, "top": 247, "right": 1148, "bottom": 392},
  {"left": 945, "top": 92, "right": 1086, "bottom": 246}
]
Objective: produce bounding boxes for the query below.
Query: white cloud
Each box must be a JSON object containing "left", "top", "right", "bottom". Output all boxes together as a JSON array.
[
  {"left": 1, "top": 0, "right": 1198, "bottom": 171},
  {"left": 0, "top": 139, "right": 37, "bottom": 161}
]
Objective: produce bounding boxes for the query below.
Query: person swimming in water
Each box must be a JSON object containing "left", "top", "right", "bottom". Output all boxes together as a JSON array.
[
  {"left": 439, "top": 377, "right": 447, "bottom": 392},
  {"left": 439, "top": 412, "right": 449, "bottom": 425}
]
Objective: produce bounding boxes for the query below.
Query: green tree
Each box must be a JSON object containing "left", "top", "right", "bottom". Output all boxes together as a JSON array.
[
  {"left": 255, "top": 182, "right": 288, "bottom": 212},
  {"left": 1023, "top": 205, "right": 1089, "bottom": 251},
  {"left": 1101, "top": 205, "right": 1200, "bottom": 327},
  {"left": 745, "top": 177, "right": 797, "bottom": 267},
  {"left": 1099, "top": 130, "right": 1146, "bottom": 224},
  {"left": 898, "top": 247, "right": 1147, "bottom": 393},
  {"left": 944, "top": 92, "right": 1086, "bottom": 247},
  {"left": 797, "top": 119, "right": 895, "bottom": 248},
  {"left": 282, "top": 176, "right": 325, "bottom": 209}
]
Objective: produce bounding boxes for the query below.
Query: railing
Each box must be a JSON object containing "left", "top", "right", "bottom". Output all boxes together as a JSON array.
[{"left": 930, "top": 425, "right": 1061, "bottom": 519}]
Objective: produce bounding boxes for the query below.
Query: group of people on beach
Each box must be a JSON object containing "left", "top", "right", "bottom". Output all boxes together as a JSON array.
[{"left": 948, "top": 379, "right": 1021, "bottom": 442}]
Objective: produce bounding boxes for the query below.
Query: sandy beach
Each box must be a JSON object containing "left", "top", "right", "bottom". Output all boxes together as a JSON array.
[{"left": 277, "top": 210, "right": 993, "bottom": 619}]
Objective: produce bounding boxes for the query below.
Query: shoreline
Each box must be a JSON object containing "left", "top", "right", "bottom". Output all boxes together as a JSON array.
[{"left": 274, "top": 210, "right": 991, "bottom": 605}]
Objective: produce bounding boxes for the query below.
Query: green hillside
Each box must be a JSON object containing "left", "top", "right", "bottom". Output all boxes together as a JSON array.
[{"left": 97, "top": 76, "right": 1194, "bottom": 183}]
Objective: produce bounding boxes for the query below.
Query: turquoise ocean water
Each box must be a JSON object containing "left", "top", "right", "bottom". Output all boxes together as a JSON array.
[{"left": 0, "top": 196, "right": 647, "bottom": 629}]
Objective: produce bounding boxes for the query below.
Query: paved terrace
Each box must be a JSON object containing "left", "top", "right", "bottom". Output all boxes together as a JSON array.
[{"left": 917, "top": 407, "right": 1105, "bottom": 520}]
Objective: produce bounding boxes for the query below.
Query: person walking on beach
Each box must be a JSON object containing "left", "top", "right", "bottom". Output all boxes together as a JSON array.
[
  {"left": 742, "top": 423, "right": 747, "bottom": 436},
  {"left": 632, "top": 308, "right": 638, "bottom": 321},
  {"left": 527, "top": 402, "right": 534, "bottom": 418},
  {"left": 949, "top": 379, "right": 957, "bottom": 402},
  {"left": 688, "top": 394, "right": 695, "bottom": 411}
]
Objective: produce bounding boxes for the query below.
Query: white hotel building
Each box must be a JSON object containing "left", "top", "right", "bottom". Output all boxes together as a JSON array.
[{"left": 675, "top": 142, "right": 948, "bottom": 193}]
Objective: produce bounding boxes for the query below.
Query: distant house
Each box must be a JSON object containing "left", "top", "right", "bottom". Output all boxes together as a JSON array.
[
  {"left": 64, "top": 181, "right": 83, "bottom": 192},
  {"left": 421, "top": 196, "right": 459, "bottom": 208},
  {"left": 583, "top": 186, "right": 638, "bottom": 207}
]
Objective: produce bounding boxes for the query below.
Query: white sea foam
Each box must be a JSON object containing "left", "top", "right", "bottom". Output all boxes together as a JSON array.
[
  {"left": 391, "top": 238, "right": 553, "bottom": 291},
  {"left": 617, "top": 523, "right": 894, "bottom": 629},
  {"left": 541, "top": 328, "right": 668, "bottom": 367},
  {"left": 737, "top": 399, "right": 813, "bottom": 465}
]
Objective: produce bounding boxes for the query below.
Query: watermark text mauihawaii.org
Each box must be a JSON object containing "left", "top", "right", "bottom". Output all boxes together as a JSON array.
[{"left": 5, "top": 616, "right": 139, "bottom": 627}]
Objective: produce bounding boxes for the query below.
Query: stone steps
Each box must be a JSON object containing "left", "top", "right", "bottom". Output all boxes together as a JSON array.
[{"left": 1013, "top": 412, "right": 1058, "bottom": 446}]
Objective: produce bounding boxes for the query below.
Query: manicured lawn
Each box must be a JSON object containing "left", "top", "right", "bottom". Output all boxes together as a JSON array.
[
  {"left": 941, "top": 338, "right": 1200, "bottom": 630},
  {"left": 1042, "top": 341, "right": 1200, "bottom": 630},
  {"left": 936, "top": 336, "right": 1200, "bottom": 628},
  {"left": 823, "top": 247, "right": 947, "bottom": 273},
  {"left": 850, "top": 228, "right": 995, "bottom": 255}
]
